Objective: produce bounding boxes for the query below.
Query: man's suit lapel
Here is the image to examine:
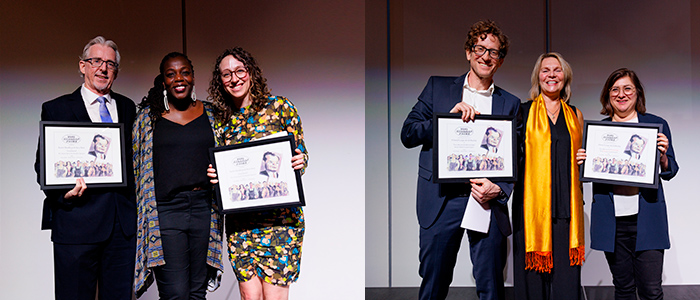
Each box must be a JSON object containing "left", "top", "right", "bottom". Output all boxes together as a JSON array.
[
  {"left": 67, "top": 88, "right": 92, "bottom": 122},
  {"left": 491, "top": 88, "right": 505, "bottom": 115},
  {"left": 449, "top": 74, "right": 466, "bottom": 108},
  {"left": 112, "top": 92, "right": 127, "bottom": 122}
]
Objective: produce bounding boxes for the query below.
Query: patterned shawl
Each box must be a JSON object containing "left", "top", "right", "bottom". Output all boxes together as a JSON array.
[{"left": 133, "top": 102, "right": 223, "bottom": 297}]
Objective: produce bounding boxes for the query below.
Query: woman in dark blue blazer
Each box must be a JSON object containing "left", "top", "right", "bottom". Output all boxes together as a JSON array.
[{"left": 577, "top": 68, "right": 679, "bottom": 300}]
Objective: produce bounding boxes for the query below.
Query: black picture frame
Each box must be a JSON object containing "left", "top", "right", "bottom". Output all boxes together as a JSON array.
[
  {"left": 433, "top": 113, "right": 516, "bottom": 183},
  {"left": 39, "top": 121, "right": 127, "bottom": 190},
  {"left": 580, "top": 120, "right": 662, "bottom": 189},
  {"left": 209, "top": 135, "right": 305, "bottom": 214}
]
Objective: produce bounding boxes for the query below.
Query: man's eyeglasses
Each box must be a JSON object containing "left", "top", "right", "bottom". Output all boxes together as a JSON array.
[
  {"left": 82, "top": 58, "right": 119, "bottom": 70},
  {"left": 471, "top": 45, "right": 502, "bottom": 59},
  {"left": 221, "top": 69, "right": 248, "bottom": 81},
  {"left": 610, "top": 86, "right": 636, "bottom": 97}
]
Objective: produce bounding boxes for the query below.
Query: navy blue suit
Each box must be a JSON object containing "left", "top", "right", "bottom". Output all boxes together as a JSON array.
[
  {"left": 401, "top": 74, "right": 520, "bottom": 300},
  {"left": 588, "top": 113, "right": 678, "bottom": 299},
  {"left": 590, "top": 113, "right": 679, "bottom": 251},
  {"left": 34, "top": 87, "right": 136, "bottom": 300}
]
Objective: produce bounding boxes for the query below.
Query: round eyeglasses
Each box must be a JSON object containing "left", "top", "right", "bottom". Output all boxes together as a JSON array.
[
  {"left": 221, "top": 69, "right": 248, "bottom": 81},
  {"left": 610, "top": 86, "right": 636, "bottom": 97}
]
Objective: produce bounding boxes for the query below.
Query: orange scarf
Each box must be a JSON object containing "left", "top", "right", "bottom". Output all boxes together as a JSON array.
[{"left": 523, "top": 94, "right": 585, "bottom": 273}]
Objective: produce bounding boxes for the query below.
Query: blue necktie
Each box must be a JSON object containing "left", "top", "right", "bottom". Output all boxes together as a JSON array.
[{"left": 96, "top": 97, "right": 113, "bottom": 123}]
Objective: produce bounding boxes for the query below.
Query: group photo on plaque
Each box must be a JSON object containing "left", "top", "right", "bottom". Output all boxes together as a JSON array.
[
  {"left": 211, "top": 135, "right": 304, "bottom": 213},
  {"left": 580, "top": 120, "right": 661, "bottom": 188},
  {"left": 433, "top": 113, "right": 515, "bottom": 183},
  {"left": 39, "top": 121, "right": 126, "bottom": 189}
]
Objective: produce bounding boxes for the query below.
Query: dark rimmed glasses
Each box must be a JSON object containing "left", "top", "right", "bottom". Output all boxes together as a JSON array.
[
  {"left": 221, "top": 69, "right": 248, "bottom": 81},
  {"left": 471, "top": 45, "right": 502, "bottom": 59},
  {"left": 82, "top": 58, "right": 118, "bottom": 70}
]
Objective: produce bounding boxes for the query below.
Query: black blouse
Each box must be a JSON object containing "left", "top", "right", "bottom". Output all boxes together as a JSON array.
[
  {"left": 153, "top": 112, "right": 214, "bottom": 201},
  {"left": 549, "top": 107, "right": 572, "bottom": 219}
]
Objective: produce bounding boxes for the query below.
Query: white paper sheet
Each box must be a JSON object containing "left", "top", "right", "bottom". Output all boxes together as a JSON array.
[{"left": 460, "top": 195, "right": 491, "bottom": 233}]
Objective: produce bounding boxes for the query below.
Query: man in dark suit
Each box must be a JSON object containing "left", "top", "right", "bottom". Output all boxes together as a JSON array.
[
  {"left": 401, "top": 20, "right": 520, "bottom": 300},
  {"left": 34, "top": 36, "right": 136, "bottom": 300}
]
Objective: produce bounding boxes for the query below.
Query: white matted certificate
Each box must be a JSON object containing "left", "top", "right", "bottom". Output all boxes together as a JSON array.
[
  {"left": 580, "top": 120, "right": 661, "bottom": 188},
  {"left": 433, "top": 113, "right": 516, "bottom": 183},
  {"left": 39, "top": 121, "right": 127, "bottom": 190},
  {"left": 210, "top": 135, "right": 305, "bottom": 214}
]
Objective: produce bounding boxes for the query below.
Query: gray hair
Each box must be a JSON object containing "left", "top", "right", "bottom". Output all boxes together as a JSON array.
[{"left": 79, "top": 36, "right": 121, "bottom": 65}]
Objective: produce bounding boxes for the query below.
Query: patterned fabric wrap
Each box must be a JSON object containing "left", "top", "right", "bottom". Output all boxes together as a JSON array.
[
  {"left": 215, "top": 96, "right": 307, "bottom": 286},
  {"left": 133, "top": 102, "right": 224, "bottom": 297}
]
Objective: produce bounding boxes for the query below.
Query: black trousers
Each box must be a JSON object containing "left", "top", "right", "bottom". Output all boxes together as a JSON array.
[
  {"left": 53, "top": 215, "right": 135, "bottom": 300},
  {"left": 604, "top": 215, "right": 664, "bottom": 300},
  {"left": 154, "top": 190, "right": 212, "bottom": 300}
]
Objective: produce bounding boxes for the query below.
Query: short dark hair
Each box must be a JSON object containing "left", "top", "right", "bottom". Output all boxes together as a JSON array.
[
  {"left": 93, "top": 134, "right": 107, "bottom": 142},
  {"left": 486, "top": 127, "right": 499, "bottom": 136},
  {"left": 600, "top": 68, "right": 647, "bottom": 117},
  {"left": 263, "top": 151, "right": 279, "bottom": 161},
  {"left": 464, "top": 20, "right": 509, "bottom": 58}
]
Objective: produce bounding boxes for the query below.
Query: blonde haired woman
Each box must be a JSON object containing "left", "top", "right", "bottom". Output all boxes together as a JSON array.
[{"left": 512, "top": 53, "right": 584, "bottom": 300}]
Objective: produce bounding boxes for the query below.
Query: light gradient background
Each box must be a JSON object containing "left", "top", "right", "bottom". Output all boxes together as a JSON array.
[{"left": 0, "top": 1, "right": 364, "bottom": 299}]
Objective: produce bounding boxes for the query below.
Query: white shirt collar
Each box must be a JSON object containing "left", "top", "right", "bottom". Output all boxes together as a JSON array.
[
  {"left": 81, "top": 84, "right": 112, "bottom": 105},
  {"left": 463, "top": 72, "right": 495, "bottom": 96}
]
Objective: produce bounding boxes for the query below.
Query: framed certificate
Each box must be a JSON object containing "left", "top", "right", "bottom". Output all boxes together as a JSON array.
[
  {"left": 433, "top": 113, "right": 516, "bottom": 183},
  {"left": 39, "top": 121, "right": 127, "bottom": 190},
  {"left": 580, "top": 120, "right": 661, "bottom": 188},
  {"left": 210, "top": 135, "right": 305, "bottom": 214}
]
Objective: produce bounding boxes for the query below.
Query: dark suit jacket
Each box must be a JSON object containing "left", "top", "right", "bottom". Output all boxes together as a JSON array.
[
  {"left": 590, "top": 113, "right": 679, "bottom": 252},
  {"left": 400, "top": 74, "right": 521, "bottom": 235},
  {"left": 34, "top": 87, "right": 137, "bottom": 244}
]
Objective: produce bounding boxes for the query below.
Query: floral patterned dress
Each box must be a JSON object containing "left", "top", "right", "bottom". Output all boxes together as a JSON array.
[{"left": 214, "top": 96, "right": 308, "bottom": 286}]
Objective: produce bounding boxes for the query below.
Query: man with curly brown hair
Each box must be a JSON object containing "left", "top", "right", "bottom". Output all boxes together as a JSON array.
[{"left": 401, "top": 20, "right": 520, "bottom": 300}]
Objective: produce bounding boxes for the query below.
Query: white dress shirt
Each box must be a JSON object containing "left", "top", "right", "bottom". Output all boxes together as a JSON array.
[
  {"left": 81, "top": 84, "right": 118, "bottom": 123},
  {"left": 459, "top": 73, "right": 496, "bottom": 233},
  {"left": 461, "top": 72, "right": 493, "bottom": 115}
]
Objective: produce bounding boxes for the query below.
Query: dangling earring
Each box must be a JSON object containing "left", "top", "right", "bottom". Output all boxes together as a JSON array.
[
  {"left": 191, "top": 86, "right": 197, "bottom": 102},
  {"left": 163, "top": 90, "right": 170, "bottom": 111}
]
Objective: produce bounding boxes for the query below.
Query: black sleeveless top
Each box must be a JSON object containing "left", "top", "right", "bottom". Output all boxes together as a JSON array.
[
  {"left": 549, "top": 107, "right": 572, "bottom": 219},
  {"left": 153, "top": 112, "right": 214, "bottom": 201}
]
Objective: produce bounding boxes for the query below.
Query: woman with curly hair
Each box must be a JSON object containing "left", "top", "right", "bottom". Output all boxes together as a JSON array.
[
  {"left": 133, "top": 52, "right": 223, "bottom": 299},
  {"left": 207, "top": 47, "right": 308, "bottom": 300}
]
